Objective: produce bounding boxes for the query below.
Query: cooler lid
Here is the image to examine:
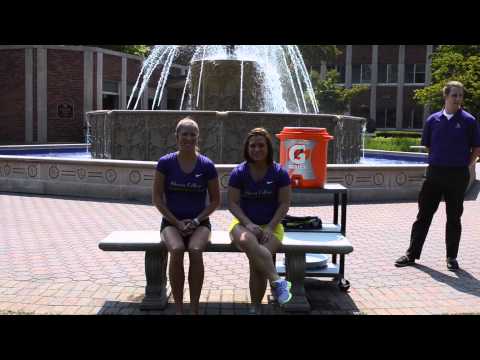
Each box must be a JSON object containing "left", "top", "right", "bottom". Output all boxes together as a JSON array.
[{"left": 278, "top": 127, "right": 333, "bottom": 140}]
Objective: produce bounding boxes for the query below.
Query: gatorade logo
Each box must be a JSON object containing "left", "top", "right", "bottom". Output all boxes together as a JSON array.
[{"left": 288, "top": 144, "right": 311, "bottom": 164}]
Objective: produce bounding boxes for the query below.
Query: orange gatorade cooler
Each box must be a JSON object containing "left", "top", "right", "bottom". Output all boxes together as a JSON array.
[{"left": 276, "top": 127, "right": 333, "bottom": 188}]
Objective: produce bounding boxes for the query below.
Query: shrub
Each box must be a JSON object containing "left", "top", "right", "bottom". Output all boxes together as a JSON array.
[
  {"left": 365, "top": 137, "right": 421, "bottom": 152},
  {"left": 375, "top": 131, "right": 422, "bottom": 139}
]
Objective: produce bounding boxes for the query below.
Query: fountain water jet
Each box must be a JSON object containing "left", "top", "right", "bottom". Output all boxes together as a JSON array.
[{"left": 87, "top": 45, "right": 365, "bottom": 164}]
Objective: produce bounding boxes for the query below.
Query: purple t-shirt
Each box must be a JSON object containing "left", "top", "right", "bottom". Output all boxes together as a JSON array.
[
  {"left": 228, "top": 161, "right": 291, "bottom": 225},
  {"left": 422, "top": 109, "right": 480, "bottom": 167},
  {"left": 156, "top": 153, "right": 218, "bottom": 220}
]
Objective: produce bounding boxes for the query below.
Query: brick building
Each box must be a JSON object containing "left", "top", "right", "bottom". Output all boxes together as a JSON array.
[
  {"left": 0, "top": 45, "right": 434, "bottom": 145},
  {"left": 310, "top": 45, "right": 434, "bottom": 131},
  {"left": 0, "top": 45, "right": 187, "bottom": 145}
]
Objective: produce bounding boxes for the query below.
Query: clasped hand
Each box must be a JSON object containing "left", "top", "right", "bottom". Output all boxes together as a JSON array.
[
  {"left": 246, "top": 223, "right": 274, "bottom": 244},
  {"left": 177, "top": 219, "right": 197, "bottom": 237}
]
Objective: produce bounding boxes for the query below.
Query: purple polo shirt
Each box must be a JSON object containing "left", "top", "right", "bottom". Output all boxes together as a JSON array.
[
  {"left": 156, "top": 153, "right": 218, "bottom": 220},
  {"left": 422, "top": 109, "right": 480, "bottom": 167},
  {"left": 228, "top": 161, "right": 291, "bottom": 225}
]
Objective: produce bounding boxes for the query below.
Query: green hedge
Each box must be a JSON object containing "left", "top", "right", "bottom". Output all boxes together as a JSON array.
[
  {"left": 365, "top": 137, "right": 421, "bottom": 152},
  {"left": 375, "top": 131, "right": 422, "bottom": 139}
]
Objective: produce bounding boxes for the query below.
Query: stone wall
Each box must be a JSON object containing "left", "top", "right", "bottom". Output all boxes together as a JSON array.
[
  {"left": 87, "top": 110, "right": 365, "bottom": 164},
  {"left": 0, "top": 155, "right": 443, "bottom": 205}
]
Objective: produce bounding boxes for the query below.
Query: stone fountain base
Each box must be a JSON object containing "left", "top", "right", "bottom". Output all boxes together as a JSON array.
[{"left": 86, "top": 110, "right": 365, "bottom": 164}]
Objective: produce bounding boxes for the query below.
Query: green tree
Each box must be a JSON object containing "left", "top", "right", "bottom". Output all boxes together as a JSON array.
[
  {"left": 414, "top": 45, "right": 480, "bottom": 118},
  {"left": 90, "top": 45, "right": 152, "bottom": 56},
  {"left": 298, "top": 45, "right": 338, "bottom": 66},
  {"left": 311, "top": 69, "right": 368, "bottom": 114}
]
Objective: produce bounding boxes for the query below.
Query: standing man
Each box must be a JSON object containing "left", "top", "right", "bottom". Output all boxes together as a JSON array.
[{"left": 395, "top": 81, "right": 480, "bottom": 271}]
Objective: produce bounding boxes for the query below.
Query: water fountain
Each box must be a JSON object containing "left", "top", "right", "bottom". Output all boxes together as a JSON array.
[
  {"left": 1, "top": 49, "right": 471, "bottom": 207},
  {"left": 87, "top": 45, "right": 365, "bottom": 164}
]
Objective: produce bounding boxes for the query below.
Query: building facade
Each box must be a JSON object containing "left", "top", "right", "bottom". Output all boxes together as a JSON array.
[
  {"left": 0, "top": 45, "right": 187, "bottom": 144},
  {"left": 0, "top": 45, "right": 434, "bottom": 145},
  {"left": 311, "top": 45, "right": 434, "bottom": 131}
]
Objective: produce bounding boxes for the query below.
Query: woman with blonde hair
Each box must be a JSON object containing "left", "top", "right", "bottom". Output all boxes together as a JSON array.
[{"left": 153, "top": 117, "right": 220, "bottom": 314}]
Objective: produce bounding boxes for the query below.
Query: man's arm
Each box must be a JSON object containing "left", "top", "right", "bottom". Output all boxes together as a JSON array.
[{"left": 470, "top": 147, "right": 480, "bottom": 167}]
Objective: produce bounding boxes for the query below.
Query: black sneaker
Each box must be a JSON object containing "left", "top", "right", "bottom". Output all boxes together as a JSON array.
[
  {"left": 395, "top": 255, "right": 415, "bottom": 267},
  {"left": 447, "top": 258, "right": 459, "bottom": 271}
]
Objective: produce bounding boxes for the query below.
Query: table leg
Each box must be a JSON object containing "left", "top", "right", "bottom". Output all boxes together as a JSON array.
[
  {"left": 341, "top": 193, "right": 347, "bottom": 235},
  {"left": 337, "top": 254, "right": 350, "bottom": 291},
  {"left": 333, "top": 193, "right": 339, "bottom": 225}
]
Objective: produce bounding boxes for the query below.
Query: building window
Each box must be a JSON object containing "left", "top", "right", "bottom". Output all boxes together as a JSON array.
[
  {"left": 103, "top": 80, "right": 119, "bottom": 110},
  {"left": 403, "top": 106, "right": 424, "bottom": 129},
  {"left": 376, "top": 108, "right": 396, "bottom": 128},
  {"left": 405, "top": 64, "right": 426, "bottom": 84},
  {"left": 352, "top": 64, "right": 371, "bottom": 84},
  {"left": 326, "top": 64, "right": 346, "bottom": 83},
  {"left": 378, "top": 64, "right": 398, "bottom": 83}
]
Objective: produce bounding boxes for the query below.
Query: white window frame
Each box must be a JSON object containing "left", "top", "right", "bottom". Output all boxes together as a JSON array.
[
  {"left": 405, "top": 64, "right": 426, "bottom": 85},
  {"left": 103, "top": 80, "right": 119, "bottom": 96},
  {"left": 378, "top": 64, "right": 398, "bottom": 85},
  {"left": 102, "top": 80, "right": 120, "bottom": 110},
  {"left": 352, "top": 64, "right": 371, "bottom": 84},
  {"left": 376, "top": 107, "right": 397, "bottom": 129},
  {"left": 403, "top": 107, "right": 424, "bottom": 130}
]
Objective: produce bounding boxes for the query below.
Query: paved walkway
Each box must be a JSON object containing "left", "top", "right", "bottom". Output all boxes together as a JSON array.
[{"left": 1, "top": 175, "right": 480, "bottom": 315}]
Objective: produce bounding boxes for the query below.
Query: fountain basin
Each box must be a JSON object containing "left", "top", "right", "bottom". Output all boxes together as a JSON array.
[
  {"left": 86, "top": 110, "right": 365, "bottom": 165},
  {"left": 4, "top": 155, "right": 474, "bottom": 205}
]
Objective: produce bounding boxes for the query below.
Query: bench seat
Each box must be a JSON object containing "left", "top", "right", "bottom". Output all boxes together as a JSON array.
[
  {"left": 99, "top": 230, "right": 353, "bottom": 313},
  {"left": 100, "top": 230, "right": 353, "bottom": 254}
]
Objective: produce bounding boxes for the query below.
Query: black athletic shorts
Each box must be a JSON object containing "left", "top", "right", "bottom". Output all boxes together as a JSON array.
[{"left": 160, "top": 218, "right": 212, "bottom": 234}]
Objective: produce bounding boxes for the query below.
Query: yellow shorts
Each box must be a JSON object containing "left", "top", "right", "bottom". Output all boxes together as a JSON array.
[{"left": 228, "top": 218, "right": 285, "bottom": 242}]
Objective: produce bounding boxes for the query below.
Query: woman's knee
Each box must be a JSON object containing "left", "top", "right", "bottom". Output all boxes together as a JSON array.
[
  {"left": 233, "top": 232, "right": 257, "bottom": 251},
  {"left": 188, "top": 247, "right": 204, "bottom": 261},
  {"left": 163, "top": 229, "right": 186, "bottom": 254},
  {"left": 169, "top": 245, "right": 186, "bottom": 259},
  {"left": 264, "top": 239, "right": 281, "bottom": 255},
  {"left": 188, "top": 232, "right": 209, "bottom": 256}
]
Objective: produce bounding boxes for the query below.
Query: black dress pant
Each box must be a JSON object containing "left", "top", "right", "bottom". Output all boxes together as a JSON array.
[{"left": 406, "top": 165, "right": 470, "bottom": 260}]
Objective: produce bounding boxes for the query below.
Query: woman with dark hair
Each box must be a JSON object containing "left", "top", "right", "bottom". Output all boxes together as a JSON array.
[
  {"left": 153, "top": 117, "right": 220, "bottom": 315},
  {"left": 228, "top": 127, "right": 292, "bottom": 314}
]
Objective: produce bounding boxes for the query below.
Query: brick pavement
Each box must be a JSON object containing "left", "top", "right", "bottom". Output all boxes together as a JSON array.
[{"left": 1, "top": 177, "right": 479, "bottom": 315}]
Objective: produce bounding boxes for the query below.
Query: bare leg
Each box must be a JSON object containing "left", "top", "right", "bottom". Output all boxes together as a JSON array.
[
  {"left": 249, "top": 262, "right": 267, "bottom": 314},
  {"left": 162, "top": 227, "right": 186, "bottom": 315},
  {"left": 187, "top": 226, "right": 210, "bottom": 315},
  {"left": 231, "top": 224, "right": 282, "bottom": 286}
]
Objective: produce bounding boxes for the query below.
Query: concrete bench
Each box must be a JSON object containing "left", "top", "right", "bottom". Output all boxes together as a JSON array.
[{"left": 99, "top": 230, "right": 354, "bottom": 313}]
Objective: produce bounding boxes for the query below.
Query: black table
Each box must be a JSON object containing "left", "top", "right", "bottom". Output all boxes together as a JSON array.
[
  {"left": 278, "top": 183, "right": 351, "bottom": 291},
  {"left": 291, "top": 183, "right": 348, "bottom": 235}
]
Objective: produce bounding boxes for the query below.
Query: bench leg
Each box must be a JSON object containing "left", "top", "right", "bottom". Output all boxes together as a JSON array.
[
  {"left": 140, "top": 246, "right": 168, "bottom": 310},
  {"left": 283, "top": 253, "right": 311, "bottom": 313}
]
